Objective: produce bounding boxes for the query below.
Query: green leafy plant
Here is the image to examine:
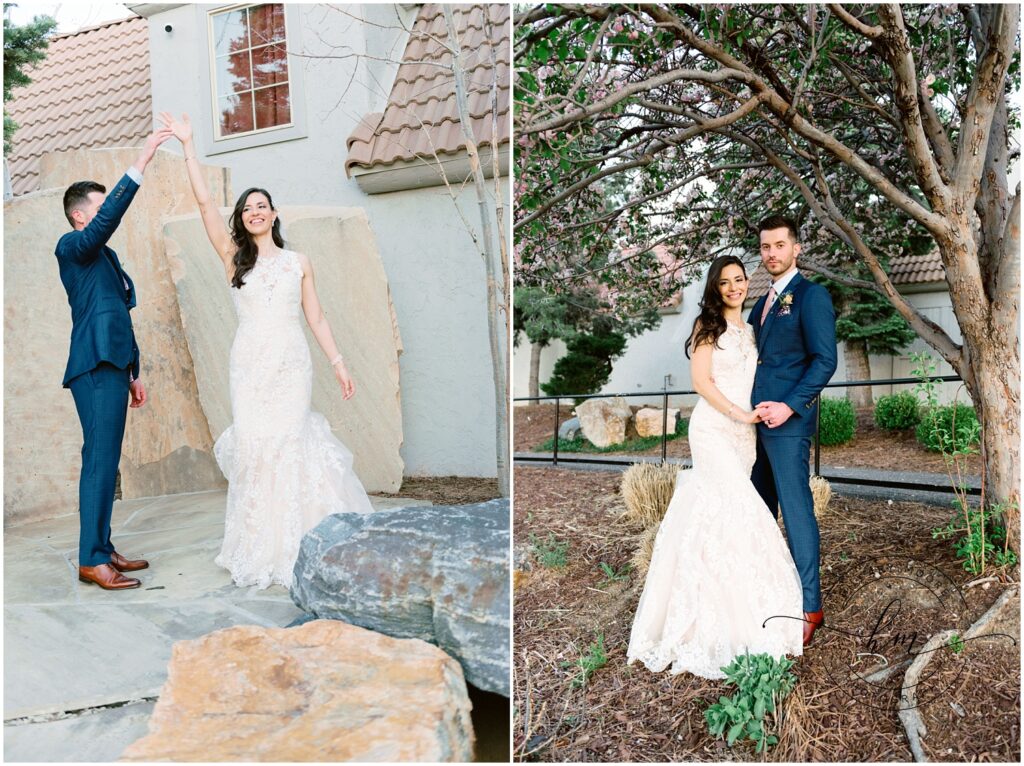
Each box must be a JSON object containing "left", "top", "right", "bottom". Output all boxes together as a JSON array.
[
  {"left": 911, "top": 352, "right": 1013, "bottom": 574},
  {"left": 564, "top": 633, "right": 607, "bottom": 688},
  {"left": 818, "top": 397, "right": 856, "bottom": 446},
  {"left": 915, "top": 403, "right": 980, "bottom": 453},
  {"left": 948, "top": 633, "right": 965, "bottom": 654},
  {"left": 704, "top": 653, "right": 797, "bottom": 752},
  {"left": 597, "top": 561, "right": 630, "bottom": 586},
  {"left": 530, "top": 532, "right": 569, "bottom": 569},
  {"left": 540, "top": 330, "right": 627, "bottom": 404},
  {"left": 932, "top": 498, "right": 1019, "bottom": 574},
  {"left": 873, "top": 391, "right": 921, "bottom": 430}
]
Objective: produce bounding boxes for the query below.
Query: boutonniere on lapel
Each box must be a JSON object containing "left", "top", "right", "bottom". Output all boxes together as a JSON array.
[{"left": 776, "top": 293, "right": 794, "bottom": 317}]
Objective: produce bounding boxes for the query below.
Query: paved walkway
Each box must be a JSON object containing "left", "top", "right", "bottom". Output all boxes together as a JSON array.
[
  {"left": 3, "top": 489, "right": 429, "bottom": 762},
  {"left": 515, "top": 451, "right": 981, "bottom": 505}
]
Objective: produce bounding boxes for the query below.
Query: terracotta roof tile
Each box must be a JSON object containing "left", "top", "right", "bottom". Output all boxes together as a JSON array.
[
  {"left": 745, "top": 249, "right": 945, "bottom": 301},
  {"left": 345, "top": 3, "right": 510, "bottom": 177},
  {"left": 6, "top": 16, "right": 151, "bottom": 196}
]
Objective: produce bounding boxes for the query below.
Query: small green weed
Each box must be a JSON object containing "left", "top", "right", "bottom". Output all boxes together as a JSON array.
[
  {"left": 597, "top": 561, "right": 631, "bottom": 587},
  {"left": 563, "top": 633, "right": 607, "bottom": 688},
  {"left": 530, "top": 532, "right": 569, "bottom": 569},
  {"left": 948, "top": 633, "right": 965, "bottom": 654}
]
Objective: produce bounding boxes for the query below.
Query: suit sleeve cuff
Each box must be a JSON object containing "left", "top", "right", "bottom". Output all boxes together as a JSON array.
[
  {"left": 783, "top": 396, "right": 807, "bottom": 418},
  {"left": 125, "top": 166, "right": 144, "bottom": 185}
]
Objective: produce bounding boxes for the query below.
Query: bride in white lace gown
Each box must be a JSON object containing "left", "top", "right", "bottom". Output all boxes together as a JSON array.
[
  {"left": 163, "top": 113, "right": 375, "bottom": 589},
  {"left": 627, "top": 255, "right": 803, "bottom": 679}
]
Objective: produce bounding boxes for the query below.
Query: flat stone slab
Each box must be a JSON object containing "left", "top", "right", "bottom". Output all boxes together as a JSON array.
[
  {"left": 4, "top": 700, "right": 155, "bottom": 763},
  {"left": 3, "top": 490, "right": 429, "bottom": 722}
]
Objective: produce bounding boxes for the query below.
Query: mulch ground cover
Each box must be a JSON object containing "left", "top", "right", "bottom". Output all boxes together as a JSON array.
[
  {"left": 514, "top": 404, "right": 983, "bottom": 475},
  {"left": 380, "top": 476, "right": 500, "bottom": 506},
  {"left": 512, "top": 466, "right": 1019, "bottom": 762}
]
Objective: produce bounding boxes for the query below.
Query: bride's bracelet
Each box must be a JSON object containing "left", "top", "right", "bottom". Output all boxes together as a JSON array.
[
  {"left": 727, "top": 404, "right": 737, "bottom": 419},
  {"left": 330, "top": 354, "right": 345, "bottom": 367}
]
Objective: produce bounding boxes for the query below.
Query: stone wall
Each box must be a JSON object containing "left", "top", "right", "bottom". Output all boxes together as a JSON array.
[
  {"left": 4, "top": 148, "right": 229, "bottom": 525},
  {"left": 4, "top": 148, "right": 405, "bottom": 525},
  {"left": 163, "top": 206, "right": 404, "bottom": 492}
]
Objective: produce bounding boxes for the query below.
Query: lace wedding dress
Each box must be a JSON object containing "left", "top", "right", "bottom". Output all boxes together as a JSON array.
[
  {"left": 214, "top": 249, "right": 375, "bottom": 589},
  {"left": 627, "top": 322, "right": 803, "bottom": 679}
]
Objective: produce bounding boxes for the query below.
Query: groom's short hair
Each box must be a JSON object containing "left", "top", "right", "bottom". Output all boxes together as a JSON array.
[
  {"left": 758, "top": 215, "right": 799, "bottom": 242},
  {"left": 63, "top": 181, "right": 106, "bottom": 227}
]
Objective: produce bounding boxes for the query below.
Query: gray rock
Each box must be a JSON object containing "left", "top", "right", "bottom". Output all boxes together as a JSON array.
[
  {"left": 291, "top": 499, "right": 510, "bottom": 696},
  {"left": 558, "top": 417, "right": 582, "bottom": 441}
]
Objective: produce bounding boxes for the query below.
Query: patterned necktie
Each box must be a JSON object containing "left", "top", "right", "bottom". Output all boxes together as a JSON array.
[{"left": 760, "top": 285, "right": 776, "bottom": 326}]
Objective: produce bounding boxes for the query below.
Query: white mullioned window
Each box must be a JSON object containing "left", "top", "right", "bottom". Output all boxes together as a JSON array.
[{"left": 209, "top": 3, "right": 292, "bottom": 139}]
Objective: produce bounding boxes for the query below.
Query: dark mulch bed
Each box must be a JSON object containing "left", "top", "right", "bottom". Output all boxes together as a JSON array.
[
  {"left": 380, "top": 476, "right": 500, "bottom": 506},
  {"left": 512, "top": 467, "right": 1019, "bottom": 762},
  {"left": 514, "top": 404, "right": 983, "bottom": 475}
]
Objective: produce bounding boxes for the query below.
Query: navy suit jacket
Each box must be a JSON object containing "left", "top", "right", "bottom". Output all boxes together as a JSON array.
[
  {"left": 56, "top": 173, "right": 141, "bottom": 388},
  {"left": 748, "top": 271, "right": 838, "bottom": 438}
]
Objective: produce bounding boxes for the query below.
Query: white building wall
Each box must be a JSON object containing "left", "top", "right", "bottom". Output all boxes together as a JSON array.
[{"left": 143, "top": 4, "right": 507, "bottom": 477}]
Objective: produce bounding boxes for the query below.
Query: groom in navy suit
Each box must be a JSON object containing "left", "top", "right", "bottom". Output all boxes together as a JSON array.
[
  {"left": 748, "top": 215, "right": 837, "bottom": 646},
  {"left": 57, "top": 128, "right": 172, "bottom": 590}
]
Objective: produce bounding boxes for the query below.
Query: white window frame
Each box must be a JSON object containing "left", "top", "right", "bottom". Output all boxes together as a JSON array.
[{"left": 198, "top": 2, "right": 307, "bottom": 155}]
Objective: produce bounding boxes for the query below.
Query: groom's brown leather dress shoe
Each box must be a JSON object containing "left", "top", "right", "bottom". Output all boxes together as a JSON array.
[
  {"left": 110, "top": 551, "right": 149, "bottom": 572},
  {"left": 78, "top": 563, "right": 141, "bottom": 590},
  {"left": 803, "top": 609, "right": 824, "bottom": 646}
]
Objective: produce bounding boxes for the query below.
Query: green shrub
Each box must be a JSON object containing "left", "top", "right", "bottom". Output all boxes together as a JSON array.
[
  {"left": 874, "top": 391, "right": 921, "bottom": 430},
  {"left": 915, "top": 403, "right": 980, "bottom": 454},
  {"left": 818, "top": 397, "right": 856, "bottom": 446},
  {"left": 540, "top": 331, "right": 627, "bottom": 402}
]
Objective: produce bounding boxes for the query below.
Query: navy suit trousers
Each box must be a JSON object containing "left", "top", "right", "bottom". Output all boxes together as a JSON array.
[
  {"left": 751, "top": 434, "right": 821, "bottom": 612},
  {"left": 69, "top": 362, "right": 130, "bottom": 567}
]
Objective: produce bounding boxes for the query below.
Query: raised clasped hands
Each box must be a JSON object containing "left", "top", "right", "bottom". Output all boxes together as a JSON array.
[
  {"left": 334, "top": 364, "right": 356, "bottom": 400},
  {"left": 755, "top": 401, "right": 793, "bottom": 429},
  {"left": 158, "top": 111, "right": 192, "bottom": 144}
]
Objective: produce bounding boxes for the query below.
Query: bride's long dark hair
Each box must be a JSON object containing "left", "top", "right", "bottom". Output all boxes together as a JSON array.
[
  {"left": 685, "top": 255, "right": 748, "bottom": 358},
  {"left": 229, "top": 187, "right": 285, "bottom": 289}
]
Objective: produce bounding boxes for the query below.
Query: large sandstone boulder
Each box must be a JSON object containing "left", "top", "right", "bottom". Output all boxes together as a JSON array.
[
  {"left": 4, "top": 148, "right": 228, "bottom": 525},
  {"left": 119, "top": 620, "right": 473, "bottom": 762},
  {"left": 635, "top": 407, "right": 680, "bottom": 437},
  {"left": 291, "top": 499, "right": 509, "bottom": 696},
  {"left": 575, "top": 396, "right": 635, "bottom": 447},
  {"left": 163, "top": 206, "right": 404, "bottom": 493}
]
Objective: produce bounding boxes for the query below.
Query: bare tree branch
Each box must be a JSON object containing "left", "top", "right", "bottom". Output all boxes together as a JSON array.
[
  {"left": 521, "top": 67, "right": 754, "bottom": 136},
  {"left": 951, "top": 4, "right": 1019, "bottom": 202},
  {"left": 876, "top": 5, "right": 951, "bottom": 212},
  {"left": 827, "top": 3, "right": 883, "bottom": 39}
]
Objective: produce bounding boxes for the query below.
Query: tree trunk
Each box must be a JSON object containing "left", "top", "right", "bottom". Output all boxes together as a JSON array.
[
  {"left": 529, "top": 341, "right": 543, "bottom": 402},
  {"left": 963, "top": 329, "right": 1021, "bottom": 558},
  {"left": 843, "top": 339, "right": 873, "bottom": 409},
  {"left": 444, "top": 5, "right": 509, "bottom": 497},
  {"left": 944, "top": 229, "right": 1020, "bottom": 558}
]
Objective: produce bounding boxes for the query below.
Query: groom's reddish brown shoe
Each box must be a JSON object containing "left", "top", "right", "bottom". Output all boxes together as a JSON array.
[
  {"left": 803, "top": 609, "right": 824, "bottom": 646},
  {"left": 110, "top": 551, "right": 149, "bottom": 572},
  {"left": 78, "top": 563, "right": 141, "bottom": 590}
]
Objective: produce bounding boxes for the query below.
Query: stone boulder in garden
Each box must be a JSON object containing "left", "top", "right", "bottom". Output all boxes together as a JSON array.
[
  {"left": 635, "top": 407, "right": 680, "bottom": 437},
  {"left": 291, "top": 499, "right": 509, "bottom": 696},
  {"left": 119, "top": 620, "right": 474, "bottom": 762},
  {"left": 575, "top": 397, "right": 635, "bottom": 447}
]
